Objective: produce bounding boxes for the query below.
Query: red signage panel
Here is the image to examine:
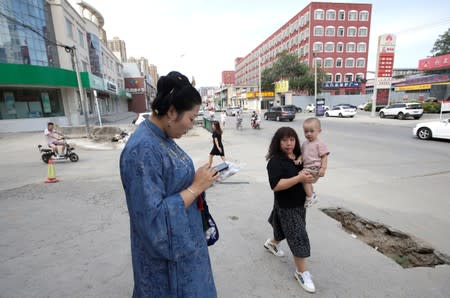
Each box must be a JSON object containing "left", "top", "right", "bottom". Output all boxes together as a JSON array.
[{"left": 418, "top": 53, "right": 450, "bottom": 71}]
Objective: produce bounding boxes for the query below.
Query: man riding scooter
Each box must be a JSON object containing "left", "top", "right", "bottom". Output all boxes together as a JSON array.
[
  {"left": 44, "top": 122, "right": 65, "bottom": 157},
  {"left": 250, "top": 111, "right": 260, "bottom": 129}
]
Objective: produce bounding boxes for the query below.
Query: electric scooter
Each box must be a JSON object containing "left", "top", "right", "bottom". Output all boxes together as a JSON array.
[{"left": 38, "top": 138, "right": 79, "bottom": 164}]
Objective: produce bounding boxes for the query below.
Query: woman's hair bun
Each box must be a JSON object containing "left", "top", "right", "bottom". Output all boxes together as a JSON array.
[
  {"left": 151, "top": 70, "right": 201, "bottom": 116},
  {"left": 157, "top": 71, "right": 190, "bottom": 96}
]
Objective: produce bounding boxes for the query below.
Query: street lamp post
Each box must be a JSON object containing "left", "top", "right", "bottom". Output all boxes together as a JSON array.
[
  {"left": 314, "top": 51, "right": 317, "bottom": 103},
  {"left": 258, "top": 56, "right": 262, "bottom": 113}
]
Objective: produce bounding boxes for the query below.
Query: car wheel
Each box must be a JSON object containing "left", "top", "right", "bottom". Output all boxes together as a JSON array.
[
  {"left": 339, "top": 113, "right": 343, "bottom": 118},
  {"left": 417, "top": 127, "right": 432, "bottom": 140},
  {"left": 325, "top": 112, "right": 329, "bottom": 117},
  {"left": 298, "top": 108, "right": 302, "bottom": 113},
  {"left": 264, "top": 114, "right": 268, "bottom": 120},
  {"left": 397, "top": 112, "right": 405, "bottom": 120},
  {"left": 289, "top": 118, "right": 293, "bottom": 122},
  {"left": 414, "top": 116, "right": 422, "bottom": 120},
  {"left": 276, "top": 116, "right": 280, "bottom": 121},
  {"left": 380, "top": 112, "right": 385, "bottom": 118}
]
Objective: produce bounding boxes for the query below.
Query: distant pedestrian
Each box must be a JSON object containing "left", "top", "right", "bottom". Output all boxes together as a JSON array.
[
  {"left": 220, "top": 111, "right": 227, "bottom": 128},
  {"left": 209, "top": 121, "right": 226, "bottom": 167},
  {"left": 264, "top": 126, "right": 317, "bottom": 293},
  {"left": 295, "top": 117, "right": 329, "bottom": 207}
]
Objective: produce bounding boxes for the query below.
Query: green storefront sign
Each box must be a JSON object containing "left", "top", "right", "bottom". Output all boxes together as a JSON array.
[{"left": 0, "top": 63, "right": 108, "bottom": 90}]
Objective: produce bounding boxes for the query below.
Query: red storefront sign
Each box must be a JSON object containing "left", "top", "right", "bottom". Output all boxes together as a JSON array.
[{"left": 418, "top": 53, "right": 450, "bottom": 71}]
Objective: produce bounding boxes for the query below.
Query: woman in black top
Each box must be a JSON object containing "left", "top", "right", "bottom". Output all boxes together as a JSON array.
[
  {"left": 208, "top": 121, "right": 226, "bottom": 167},
  {"left": 264, "top": 127, "right": 317, "bottom": 293}
]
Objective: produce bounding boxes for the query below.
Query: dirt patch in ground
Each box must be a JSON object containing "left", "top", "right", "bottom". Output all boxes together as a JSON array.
[{"left": 321, "top": 207, "right": 450, "bottom": 268}]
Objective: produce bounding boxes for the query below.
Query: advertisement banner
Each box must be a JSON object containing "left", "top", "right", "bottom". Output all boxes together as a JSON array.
[
  {"left": 4, "top": 92, "right": 16, "bottom": 115},
  {"left": 274, "top": 80, "right": 289, "bottom": 93},
  {"left": 125, "top": 78, "right": 145, "bottom": 94},
  {"left": 41, "top": 92, "right": 51, "bottom": 113}
]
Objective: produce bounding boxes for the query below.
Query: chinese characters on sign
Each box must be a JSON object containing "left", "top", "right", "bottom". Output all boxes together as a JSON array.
[
  {"left": 418, "top": 53, "right": 450, "bottom": 71},
  {"left": 375, "top": 34, "right": 396, "bottom": 90},
  {"left": 323, "top": 81, "right": 360, "bottom": 89}
]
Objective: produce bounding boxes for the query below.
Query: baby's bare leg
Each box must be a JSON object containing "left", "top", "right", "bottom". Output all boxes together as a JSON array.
[{"left": 304, "top": 183, "right": 314, "bottom": 198}]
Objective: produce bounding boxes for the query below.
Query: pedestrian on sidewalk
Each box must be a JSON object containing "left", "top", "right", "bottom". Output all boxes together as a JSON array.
[
  {"left": 220, "top": 111, "right": 227, "bottom": 128},
  {"left": 264, "top": 126, "right": 317, "bottom": 293},
  {"left": 120, "top": 71, "right": 218, "bottom": 297},
  {"left": 208, "top": 121, "right": 226, "bottom": 167}
]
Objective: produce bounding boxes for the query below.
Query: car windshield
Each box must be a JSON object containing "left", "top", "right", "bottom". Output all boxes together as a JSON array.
[{"left": 282, "top": 107, "right": 295, "bottom": 111}]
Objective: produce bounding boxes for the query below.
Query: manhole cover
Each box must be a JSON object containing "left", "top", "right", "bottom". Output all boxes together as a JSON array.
[{"left": 321, "top": 207, "right": 450, "bottom": 268}]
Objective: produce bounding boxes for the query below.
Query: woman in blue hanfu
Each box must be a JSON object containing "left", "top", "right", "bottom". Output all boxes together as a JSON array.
[{"left": 120, "top": 71, "right": 219, "bottom": 297}]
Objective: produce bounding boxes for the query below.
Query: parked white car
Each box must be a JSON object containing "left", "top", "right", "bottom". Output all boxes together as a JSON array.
[
  {"left": 358, "top": 102, "right": 370, "bottom": 110},
  {"left": 305, "top": 104, "right": 330, "bottom": 113},
  {"left": 325, "top": 106, "right": 357, "bottom": 118},
  {"left": 226, "top": 106, "right": 242, "bottom": 116},
  {"left": 133, "top": 112, "right": 152, "bottom": 125},
  {"left": 305, "top": 104, "right": 315, "bottom": 113},
  {"left": 413, "top": 118, "right": 450, "bottom": 140},
  {"left": 379, "top": 103, "right": 423, "bottom": 120}
]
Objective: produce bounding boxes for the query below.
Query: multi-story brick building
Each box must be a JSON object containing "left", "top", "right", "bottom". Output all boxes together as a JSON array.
[
  {"left": 221, "top": 71, "right": 235, "bottom": 85},
  {"left": 235, "top": 2, "right": 372, "bottom": 95}
]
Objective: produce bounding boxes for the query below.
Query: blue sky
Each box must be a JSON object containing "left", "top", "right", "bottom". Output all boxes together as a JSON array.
[{"left": 75, "top": 0, "right": 450, "bottom": 87}]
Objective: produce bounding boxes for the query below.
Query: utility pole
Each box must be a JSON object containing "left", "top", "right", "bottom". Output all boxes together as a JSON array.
[{"left": 68, "top": 46, "right": 91, "bottom": 137}]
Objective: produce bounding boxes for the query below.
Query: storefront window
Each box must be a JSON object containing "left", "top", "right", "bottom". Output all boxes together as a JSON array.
[{"left": 0, "top": 88, "right": 64, "bottom": 119}]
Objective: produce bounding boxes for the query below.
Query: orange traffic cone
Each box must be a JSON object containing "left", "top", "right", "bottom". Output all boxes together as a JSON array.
[{"left": 45, "top": 158, "right": 60, "bottom": 183}]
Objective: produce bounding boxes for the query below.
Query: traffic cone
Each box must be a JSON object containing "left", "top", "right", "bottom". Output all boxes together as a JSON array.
[{"left": 45, "top": 159, "right": 60, "bottom": 183}]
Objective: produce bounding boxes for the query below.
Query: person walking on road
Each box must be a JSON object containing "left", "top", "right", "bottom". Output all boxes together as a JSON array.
[
  {"left": 264, "top": 126, "right": 317, "bottom": 293},
  {"left": 208, "top": 121, "right": 226, "bottom": 167},
  {"left": 220, "top": 111, "right": 227, "bottom": 128},
  {"left": 120, "top": 71, "right": 218, "bottom": 297}
]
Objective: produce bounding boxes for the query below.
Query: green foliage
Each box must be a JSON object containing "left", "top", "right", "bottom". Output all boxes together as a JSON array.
[
  {"left": 431, "top": 28, "right": 450, "bottom": 56},
  {"left": 364, "top": 102, "right": 385, "bottom": 112},
  {"left": 261, "top": 51, "right": 325, "bottom": 94},
  {"left": 422, "top": 101, "right": 441, "bottom": 113}
]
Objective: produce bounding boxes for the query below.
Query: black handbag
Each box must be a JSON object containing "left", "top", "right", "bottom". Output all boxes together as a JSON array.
[{"left": 198, "top": 192, "right": 219, "bottom": 246}]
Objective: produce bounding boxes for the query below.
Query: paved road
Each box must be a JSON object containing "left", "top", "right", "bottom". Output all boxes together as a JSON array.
[{"left": 0, "top": 111, "right": 449, "bottom": 297}]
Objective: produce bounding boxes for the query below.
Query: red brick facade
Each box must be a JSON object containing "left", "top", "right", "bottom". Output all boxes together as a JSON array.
[
  {"left": 235, "top": 2, "right": 372, "bottom": 95},
  {"left": 221, "top": 71, "right": 235, "bottom": 85}
]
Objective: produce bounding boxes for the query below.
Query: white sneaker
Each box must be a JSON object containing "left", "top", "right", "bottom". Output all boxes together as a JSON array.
[
  {"left": 264, "top": 238, "right": 284, "bottom": 257},
  {"left": 304, "top": 193, "right": 318, "bottom": 208},
  {"left": 294, "top": 270, "right": 316, "bottom": 293}
]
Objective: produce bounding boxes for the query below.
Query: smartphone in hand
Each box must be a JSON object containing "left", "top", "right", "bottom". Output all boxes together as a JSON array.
[{"left": 213, "top": 162, "right": 229, "bottom": 174}]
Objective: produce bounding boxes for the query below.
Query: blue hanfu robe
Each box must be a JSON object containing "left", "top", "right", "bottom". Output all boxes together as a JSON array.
[{"left": 120, "top": 119, "right": 217, "bottom": 298}]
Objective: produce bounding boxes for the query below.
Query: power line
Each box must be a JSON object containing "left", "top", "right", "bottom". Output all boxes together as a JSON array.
[{"left": 393, "top": 18, "right": 450, "bottom": 35}]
